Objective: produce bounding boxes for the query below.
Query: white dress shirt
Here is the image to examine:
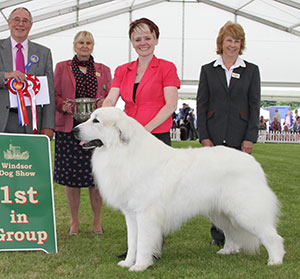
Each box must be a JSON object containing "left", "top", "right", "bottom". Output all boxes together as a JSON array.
[{"left": 213, "top": 55, "right": 246, "bottom": 87}]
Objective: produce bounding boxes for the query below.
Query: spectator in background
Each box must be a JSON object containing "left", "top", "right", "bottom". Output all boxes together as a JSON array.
[
  {"left": 178, "top": 103, "right": 191, "bottom": 140},
  {"left": 274, "top": 108, "right": 281, "bottom": 123},
  {"left": 187, "top": 108, "right": 198, "bottom": 140},
  {"left": 269, "top": 116, "right": 281, "bottom": 132},
  {"left": 283, "top": 125, "right": 289, "bottom": 133},
  {"left": 293, "top": 109, "right": 298, "bottom": 122},
  {"left": 258, "top": 115, "right": 267, "bottom": 130},
  {"left": 179, "top": 103, "right": 190, "bottom": 122},
  {"left": 284, "top": 110, "right": 293, "bottom": 129},
  {"left": 172, "top": 111, "right": 178, "bottom": 129},
  {"left": 292, "top": 116, "right": 300, "bottom": 133}
]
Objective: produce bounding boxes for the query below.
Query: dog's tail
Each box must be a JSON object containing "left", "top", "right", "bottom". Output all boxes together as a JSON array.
[
  {"left": 228, "top": 223, "right": 261, "bottom": 254},
  {"left": 213, "top": 214, "right": 261, "bottom": 254}
]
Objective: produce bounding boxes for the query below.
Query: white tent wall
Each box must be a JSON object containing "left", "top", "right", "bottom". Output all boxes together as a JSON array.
[
  {"left": 183, "top": 4, "right": 300, "bottom": 83},
  {"left": 2, "top": 1, "right": 300, "bottom": 100},
  {"left": 128, "top": 2, "right": 183, "bottom": 75},
  {"left": 183, "top": 4, "right": 232, "bottom": 80},
  {"left": 35, "top": 13, "right": 130, "bottom": 74},
  {"left": 239, "top": 17, "right": 300, "bottom": 83},
  {"left": 33, "top": 1, "right": 300, "bottom": 83}
]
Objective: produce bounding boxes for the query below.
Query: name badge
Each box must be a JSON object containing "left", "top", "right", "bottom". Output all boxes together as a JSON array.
[{"left": 232, "top": 72, "right": 240, "bottom": 79}]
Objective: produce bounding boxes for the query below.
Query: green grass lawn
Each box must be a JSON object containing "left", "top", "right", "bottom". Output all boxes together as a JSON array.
[{"left": 0, "top": 141, "right": 299, "bottom": 278}]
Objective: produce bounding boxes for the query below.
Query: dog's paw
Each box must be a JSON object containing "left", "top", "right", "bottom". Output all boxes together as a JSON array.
[
  {"left": 268, "top": 259, "right": 283, "bottom": 265},
  {"left": 217, "top": 247, "right": 240, "bottom": 255},
  {"left": 118, "top": 260, "right": 134, "bottom": 268},
  {"left": 129, "top": 264, "right": 149, "bottom": 272}
]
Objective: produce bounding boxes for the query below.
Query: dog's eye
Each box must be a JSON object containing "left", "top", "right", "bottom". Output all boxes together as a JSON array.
[{"left": 93, "top": 118, "right": 100, "bottom": 123}]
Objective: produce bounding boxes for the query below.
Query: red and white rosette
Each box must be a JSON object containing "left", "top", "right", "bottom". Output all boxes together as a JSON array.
[
  {"left": 8, "top": 74, "right": 41, "bottom": 133},
  {"left": 25, "top": 74, "right": 41, "bottom": 133},
  {"left": 8, "top": 78, "right": 29, "bottom": 126}
]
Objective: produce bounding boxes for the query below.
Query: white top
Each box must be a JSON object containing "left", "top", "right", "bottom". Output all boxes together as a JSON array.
[{"left": 213, "top": 55, "right": 246, "bottom": 87}]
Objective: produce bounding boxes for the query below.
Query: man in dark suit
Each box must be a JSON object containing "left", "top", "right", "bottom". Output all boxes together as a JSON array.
[
  {"left": 196, "top": 21, "right": 260, "bottom": 246},
  {"left": 0, "top": 7, "right": 55, "bottom": 139}
]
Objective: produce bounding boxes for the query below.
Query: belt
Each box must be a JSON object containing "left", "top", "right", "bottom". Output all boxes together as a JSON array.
[{"left": 9, "top": 108, "right": 18, "bottom": 113}]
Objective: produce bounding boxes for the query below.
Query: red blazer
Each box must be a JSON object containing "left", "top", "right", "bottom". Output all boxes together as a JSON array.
[
  {"left": 54, "top": 60, "right": 112, "bottom": 132},
  {"left": 112, "top": 55, "right": 180, "bottom": 133}
]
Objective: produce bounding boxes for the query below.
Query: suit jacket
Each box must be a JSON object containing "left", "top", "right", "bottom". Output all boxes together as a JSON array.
[
  {"left": 112, "top": 55, "right": 181, "bottom": 133},
  {"left": 196, "top": 60, "right": 261, "bottom": 148},
  {"left": 0, "top": 37, "right": 55, "bottom": 133},
  {"left": 54, "top": 60, "right": 112, "bottom": 132}
]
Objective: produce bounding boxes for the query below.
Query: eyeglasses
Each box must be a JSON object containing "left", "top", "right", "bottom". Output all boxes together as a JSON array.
[{"left": 10, "top": 17, "right": 31, "bottom": 25}]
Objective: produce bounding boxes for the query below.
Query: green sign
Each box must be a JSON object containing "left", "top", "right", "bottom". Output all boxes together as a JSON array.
[{"left": 0, "top": 133, "right": 57, "bottom": 253}]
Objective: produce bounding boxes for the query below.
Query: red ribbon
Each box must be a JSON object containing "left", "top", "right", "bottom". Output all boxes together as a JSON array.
[
  {"left": 8, "top": 75, "right": 40, "bottom": 130},
  {"left": 14, "top": 82, "right": 29, "bottom": 126}
]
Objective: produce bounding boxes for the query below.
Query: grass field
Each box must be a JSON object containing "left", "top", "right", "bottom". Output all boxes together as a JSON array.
[{"left": 0, "top": 141, "right": 299, "bottom": 278}]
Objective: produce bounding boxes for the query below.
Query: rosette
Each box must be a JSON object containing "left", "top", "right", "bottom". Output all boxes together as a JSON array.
[
  {"left": 8, "top": 74, "right": 41, "bottom": 133},
  {"left": 8, "top": 78, "right": 29, "bottom": 126}
]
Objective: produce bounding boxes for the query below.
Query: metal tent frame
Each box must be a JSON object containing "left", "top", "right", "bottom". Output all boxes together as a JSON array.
[
  {"left": 0, "top": 0, "right": 298, "bottom": 39},
  {"left": 1, "top": 0, "right": 299, "bottom": 100}
]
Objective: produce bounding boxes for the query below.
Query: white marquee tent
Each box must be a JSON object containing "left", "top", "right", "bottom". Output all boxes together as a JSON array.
[{"left": 1, "top": 0, "right": 300, "bottom": 101}]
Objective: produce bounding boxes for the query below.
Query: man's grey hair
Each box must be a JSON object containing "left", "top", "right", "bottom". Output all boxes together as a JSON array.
[{"left": 8, "top": 7, "right": 33, "bottom": 22}]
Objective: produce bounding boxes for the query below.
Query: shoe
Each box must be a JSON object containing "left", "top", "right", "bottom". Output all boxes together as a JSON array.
[
  {"left": 68, "top": 229, "right": 78, "bottom": 236},
  {"left": 211, "top": 239, "right": 224, "bottom": 247},
  {"left": 117, "top": 252, "right": 127, "bottom": 259},
  {"left": 93, "top": 229, "right": 104, "bottom": 235}
]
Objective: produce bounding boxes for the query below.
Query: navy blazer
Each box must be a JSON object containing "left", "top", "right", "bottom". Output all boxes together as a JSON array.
[{"left": 196, "top": 60, "right": 260, "bottom": 148}]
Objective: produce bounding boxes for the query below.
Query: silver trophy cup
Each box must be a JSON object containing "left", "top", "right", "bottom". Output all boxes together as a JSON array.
[{"left": 68, "top": 97, "right": 103, "bottom": 123}]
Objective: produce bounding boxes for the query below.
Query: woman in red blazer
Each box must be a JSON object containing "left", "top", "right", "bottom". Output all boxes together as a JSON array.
[
  {"left": 54, "top": 31, "right": 112, "bottom": 235},
  {"left": 103, "top": 18, "right": 180, "bottom": 146}
]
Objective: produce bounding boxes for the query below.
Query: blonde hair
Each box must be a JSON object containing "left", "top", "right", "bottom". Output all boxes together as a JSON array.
[
  {"left": 73, "top": 31, "right": 94, "bottom": 51},
  {"left": 216, "top": 21, "right": 245, "bottom": 55}
]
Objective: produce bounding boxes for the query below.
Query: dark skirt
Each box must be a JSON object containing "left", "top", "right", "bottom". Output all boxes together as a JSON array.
[{"left": 54, "top": 130, "right": 95, "bottom": 188}]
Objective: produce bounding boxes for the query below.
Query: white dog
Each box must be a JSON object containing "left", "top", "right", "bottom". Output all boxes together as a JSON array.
[{"left": 73, "top": 107, "right": 285, "bottom": 272}]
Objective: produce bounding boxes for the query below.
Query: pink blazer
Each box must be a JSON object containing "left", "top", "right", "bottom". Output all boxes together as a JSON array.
[
  {"left": 112, "top": 56, "right": 180, "bottom": 133},
  {"left": 54, "top": 60, "right": 112, "bottom": 132}
]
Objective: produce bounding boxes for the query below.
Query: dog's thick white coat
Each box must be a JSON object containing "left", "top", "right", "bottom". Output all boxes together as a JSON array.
[{"left": 75, "top": 107, "right": 285, "bottom": 272}]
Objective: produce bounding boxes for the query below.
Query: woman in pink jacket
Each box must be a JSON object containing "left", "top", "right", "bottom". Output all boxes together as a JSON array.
[
  {"left": 103, "top": 17, "right": 180, "bottom": 259},
  {"left": 103, "top": 18, "right": 180, "bottom": 146},
  {"left": 54, "top": 31, "right": 112, "bottom": 235}
]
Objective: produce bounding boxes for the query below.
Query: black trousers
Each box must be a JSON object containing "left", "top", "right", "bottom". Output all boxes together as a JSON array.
[
  {"left": 211, "top": 224, "right": 225, "bottom": 244},
  {"left": 210, "top": 142, "right": 242, "bottom": 244},
  {"left": 152, "top": 132, "right": 171, "bottom": 146}
]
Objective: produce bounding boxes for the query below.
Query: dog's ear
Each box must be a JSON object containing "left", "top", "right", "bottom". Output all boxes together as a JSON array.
[
  {"left": 119, "top": 128, "right": 129, "bottom": 143},
  {"left": 114, "top": 118, "right": 132, "bottom": 144}
]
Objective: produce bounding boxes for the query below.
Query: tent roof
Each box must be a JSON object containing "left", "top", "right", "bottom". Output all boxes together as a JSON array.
[
  {"left": 1, "top": 0, "right": 299, "bottom": 40},
  {"left": 1, "top": 0, "right": 300, "bottom": 101}
]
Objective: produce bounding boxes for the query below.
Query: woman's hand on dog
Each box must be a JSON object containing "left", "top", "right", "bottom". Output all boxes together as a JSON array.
[{"left": 201, "top": 139, "right": 214, "bottom": 147}]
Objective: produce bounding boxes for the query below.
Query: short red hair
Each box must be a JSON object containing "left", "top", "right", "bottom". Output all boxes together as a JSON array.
[{"left": 216, "top": 21, "right": 246, "bottom": 55}]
